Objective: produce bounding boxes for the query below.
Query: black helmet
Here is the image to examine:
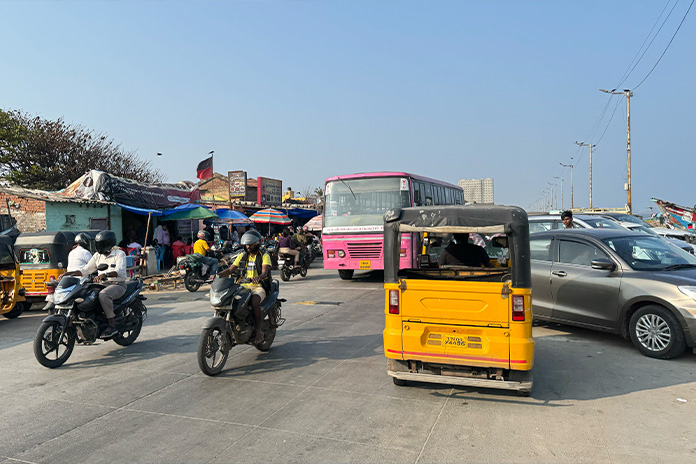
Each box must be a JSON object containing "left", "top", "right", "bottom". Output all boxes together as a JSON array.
[
  {"left": 75, "top": 233, "right": 91, "bottom": 250},
  {"left": 95, "top": 230, "right": 116, "bottom": 255},
  {"left": 240, "top": 230, "right": 262, "bottom": 246}
]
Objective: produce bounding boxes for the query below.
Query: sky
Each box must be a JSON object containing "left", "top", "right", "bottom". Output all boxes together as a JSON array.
[{"left": 1, "top": 0, "right": 694, "bottom": 215}]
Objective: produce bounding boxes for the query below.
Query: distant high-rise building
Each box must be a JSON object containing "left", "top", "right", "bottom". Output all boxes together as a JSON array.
[{"left": 458, "top": 178, "right": 494, "bottom": 204}]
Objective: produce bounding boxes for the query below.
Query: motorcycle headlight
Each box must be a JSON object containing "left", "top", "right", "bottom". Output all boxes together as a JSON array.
[
  {"left": 54, "top": 285, "right": 76, "bottom": 305},
  {"left": 678, "top": 286, "right": 696, "bottom": 302}
]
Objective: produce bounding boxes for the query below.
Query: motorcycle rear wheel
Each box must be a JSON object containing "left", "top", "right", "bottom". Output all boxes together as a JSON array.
[
  {"left": 197, "top": 326, "right": 229, "bottom": 376},
  {"left": 255, "top": 304, "right": 279, "bottom": 352},
  {"left": 300, "top": 266, "right": 308, "bottom": 277},
  {"left": 280, "top": 267, "right": 291, "bottom": 282},
  {"left": 185, "top": 272, "right": 202, "bottom": 292},
  {"left": 113, "top": 301, "right": 144, "bottom": 346},
  {"left": 34, "top": 321, "right": 75, "bottom": 368}
]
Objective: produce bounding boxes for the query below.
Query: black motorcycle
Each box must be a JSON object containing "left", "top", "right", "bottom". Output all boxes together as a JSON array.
[
  {"left": 34, "top": 264, "right": 147, "bottom": 368},
  {"left": 278, "top": 248, "right": 310, "bottom": 281},
  {"left": 180, "top": 242, "right": 242, "bottom": 292},
  {"left": 197, "top": 276, "right": 285, "bottom": 376}
]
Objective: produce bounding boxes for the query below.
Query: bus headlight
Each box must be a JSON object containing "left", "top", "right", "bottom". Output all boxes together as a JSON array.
[{"left": 338, "top": 250, "right": 345, "bottom": 258}]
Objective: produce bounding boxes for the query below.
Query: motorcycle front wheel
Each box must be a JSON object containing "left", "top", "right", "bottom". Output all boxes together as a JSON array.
[
  {"left": 197, "top": 326, "right": 230, "bottom": 376},
  {"left": 184, "top": 271, "right": 202, "bottom": 292},
  {"left": 34, "top": 321, "right": 75, "bottom": 368}
]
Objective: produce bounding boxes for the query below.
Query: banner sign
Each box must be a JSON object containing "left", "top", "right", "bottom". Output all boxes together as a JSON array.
[
  {"left": 61, "top": 170, "right": 200, "bottom": 210},
  {"left": 257, "top": 177, "right": 282, "bottom": 206},
  {"left": 228, "top": 170, "right": 247, "bottom": 198}
]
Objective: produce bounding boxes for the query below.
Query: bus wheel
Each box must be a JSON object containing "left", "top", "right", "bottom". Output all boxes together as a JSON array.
[{"left": 338, "top": 270, "right": 354, "bottom": 280}]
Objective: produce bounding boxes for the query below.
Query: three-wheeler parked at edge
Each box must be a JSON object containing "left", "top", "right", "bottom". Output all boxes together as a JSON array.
[{"left": 382, "top": 205, "right": 534, "bottom": 395}]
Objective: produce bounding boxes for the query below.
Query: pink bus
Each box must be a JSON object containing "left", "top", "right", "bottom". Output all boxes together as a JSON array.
[{"left": 322, "top": 172, "right": 464, "bottom": 279}]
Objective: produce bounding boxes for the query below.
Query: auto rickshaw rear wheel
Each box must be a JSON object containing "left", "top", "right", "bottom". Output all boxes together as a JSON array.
[{"left": 2, "top": 301, "right": 29, "bottom": 319}]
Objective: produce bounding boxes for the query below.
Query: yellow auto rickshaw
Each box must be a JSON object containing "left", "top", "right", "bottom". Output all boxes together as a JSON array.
[
  {"left": 383, "top": 205, "right": 534, "bottom": 395},
  {"left": 14, "top": 231, "right": 71, "bottom": 304},
  {"left": 0, "top": 234, "right": 27, "bottom": 319}
]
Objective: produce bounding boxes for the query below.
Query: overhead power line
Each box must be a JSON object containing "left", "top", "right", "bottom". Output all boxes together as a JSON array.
[{"left": 633, "top": 0, "right": 694, "bottom": 90}]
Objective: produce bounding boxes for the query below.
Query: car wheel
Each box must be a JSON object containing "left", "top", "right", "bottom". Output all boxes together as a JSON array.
[{"left": 629, "top": 305, "right": 686, "bottom": 359}]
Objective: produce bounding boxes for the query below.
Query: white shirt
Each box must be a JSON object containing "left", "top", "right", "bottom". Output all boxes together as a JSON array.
[
  {"left": 80, "top": 247, "right": 127, "bottom": 283},
  {"left": 67, "top": 246, "right": 93, "bottom": 272}
]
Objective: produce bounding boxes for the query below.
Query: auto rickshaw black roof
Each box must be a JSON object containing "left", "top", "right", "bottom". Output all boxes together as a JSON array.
[
  {"left": 13, "top": 231, "right": 71, "bottom": 268},
  {"left": 383, "top": 205, "right": 531, "bottom": 287}
]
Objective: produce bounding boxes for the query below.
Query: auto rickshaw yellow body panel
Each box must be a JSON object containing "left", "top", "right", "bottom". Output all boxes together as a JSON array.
[
  {"left": 0, "top": 235, "right": 26, "bottom": 317},
  {"left": 384, "top": 281, "right": 533, "bottom": 371}
]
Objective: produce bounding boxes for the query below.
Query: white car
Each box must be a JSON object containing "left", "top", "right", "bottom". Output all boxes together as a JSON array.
[{"left": 621, "top": 223, "right": 696, "bottom": 254}]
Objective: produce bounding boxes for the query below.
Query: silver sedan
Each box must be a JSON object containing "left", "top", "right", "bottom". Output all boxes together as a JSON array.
[{"left": 530, "top": 229, "right": 696, "bottom": 359}]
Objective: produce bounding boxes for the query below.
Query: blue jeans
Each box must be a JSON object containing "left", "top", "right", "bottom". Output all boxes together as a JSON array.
[{"left": 202, "top": 256, "right": 218, "bottom": 276}]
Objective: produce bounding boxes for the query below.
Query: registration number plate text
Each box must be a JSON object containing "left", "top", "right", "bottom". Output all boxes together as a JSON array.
[
  {"left": 444, "top": 336, "right": 466, "bottom": 347},
  {"left": 359, "top": 260, "right": 371, "bottom": 270}
]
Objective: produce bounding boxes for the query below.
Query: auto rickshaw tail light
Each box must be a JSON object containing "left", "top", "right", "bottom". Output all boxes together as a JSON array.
[
  {"left": 389, "top": 289, "right": 400, "bottom": 314},
  {"left": 512, "top": 295, "right": 525, "bottom": 321}
]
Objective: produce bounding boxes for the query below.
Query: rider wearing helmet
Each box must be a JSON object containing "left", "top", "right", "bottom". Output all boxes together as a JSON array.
[
  {"left": 219, "top": 230, "right": 272, "bottom": 345},
  {"left": 193, "top": 230, "right": 218, "bottom": 276},
  {"left": 67, "top": 233, "right": 93, "bottom": 272},
  {"left": 64, "top": 230, "right": 127, "bottom": 338}
]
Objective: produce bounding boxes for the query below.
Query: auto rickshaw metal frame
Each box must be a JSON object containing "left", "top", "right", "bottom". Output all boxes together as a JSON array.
[{"left": 0, "top": 234, "right": 26, "bottom": 318}]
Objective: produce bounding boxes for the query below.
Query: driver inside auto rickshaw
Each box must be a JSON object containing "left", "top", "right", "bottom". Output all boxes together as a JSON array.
[{"left": 438, "top": 233, "right": 492, "bottom": 267}]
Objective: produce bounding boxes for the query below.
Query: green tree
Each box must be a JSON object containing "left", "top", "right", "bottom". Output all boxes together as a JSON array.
[{"left": 0, "top": 109, "right": 163, "bottom": 190}]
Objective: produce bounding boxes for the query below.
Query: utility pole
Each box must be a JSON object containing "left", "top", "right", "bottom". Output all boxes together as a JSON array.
[
  {"left": 554, "top": 175, "right": 564, "bottom": 210},
  {"left": 575, "top": 141, "right": 595, "bottom": 209},
  {"left": 548, "top": 182, "right": 556, "bottom": 210},
  {"left": 600, "top": 89, "right": 633, "bottom": 212},
  {"left": 559, "top": 160, "right": 575, "bottom": 209}
]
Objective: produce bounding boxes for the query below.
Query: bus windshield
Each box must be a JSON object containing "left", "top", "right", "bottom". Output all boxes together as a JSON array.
[{"left": 325, "top": 177, "right": 411, "bottom": 229}]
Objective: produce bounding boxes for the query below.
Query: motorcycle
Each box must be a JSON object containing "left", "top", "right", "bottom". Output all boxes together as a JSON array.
[
  {"left": 180, "top": 242, "right": 242, "bottom": 292},
  {"left": 264, "top": 238, "right": 279, "bottom": 269},
  {"left": 197, "top": 275, "right": 285, "bottom": 376},
  {"left": 278, "top": 248, "right": 310, "bottom": 281},
  {"left": 33, "top": 264, "right": 147, "bottom": 368}
]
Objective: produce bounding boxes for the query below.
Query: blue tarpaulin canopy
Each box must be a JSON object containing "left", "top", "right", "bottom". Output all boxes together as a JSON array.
[
  {"left": 117, "top": 203, "right": 206, "bottom": 217},
  {"left": 282, "top": 208, "right": 318, "bottom": 219}
]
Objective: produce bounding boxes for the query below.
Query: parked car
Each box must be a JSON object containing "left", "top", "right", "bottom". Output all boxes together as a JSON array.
[
  {"left": 530, "top": 228, "right": 696, "bottom": 359},
  {"left": 583, "top": 212, "right": 650, "bottom": 226},
  {"left": 528, "top": 214, "right": 626, "bottom": 233},
  {"left": 651, "top": 227, "right": 696, "bottom": 245},
  {"left": 620, "top": 222, "right": 695, "bottom": 254}
]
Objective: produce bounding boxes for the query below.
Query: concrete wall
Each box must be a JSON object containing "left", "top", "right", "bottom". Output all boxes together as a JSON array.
[
  {"left": 0, "top": 193, "right": 47, "bottom": 232},
  {"left": 45, "top": 202, "right": 123, "bottom": 242}
]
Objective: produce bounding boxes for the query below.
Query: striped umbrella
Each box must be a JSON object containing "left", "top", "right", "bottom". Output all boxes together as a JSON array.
[
  {"left": 249, "top": 208, "right": 291, "bottom": 225},
  {"left": 305, "top": 215, "right": 322, "bottom": 231}
]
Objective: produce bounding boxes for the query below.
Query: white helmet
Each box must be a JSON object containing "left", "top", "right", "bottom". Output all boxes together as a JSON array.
[{"left": 197, "top": 230, "right": 208, "bottom": 240}]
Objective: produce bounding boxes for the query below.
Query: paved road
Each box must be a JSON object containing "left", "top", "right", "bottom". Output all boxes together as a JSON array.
[{"left": 1, "top": 263, "right": 695, "bottom": 464}]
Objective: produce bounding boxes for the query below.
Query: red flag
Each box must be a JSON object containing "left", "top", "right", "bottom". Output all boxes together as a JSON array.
[{"left": 196, "top": 156, "right": 213, "bottom": 180}]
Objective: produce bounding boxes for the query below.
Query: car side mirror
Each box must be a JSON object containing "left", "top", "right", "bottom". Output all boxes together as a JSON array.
[
  {"left": 97, "top": 263, "right": 109, "bottom": 271},
  {"left": 591, "top": 259, "right": 615, "bottom": 271}
]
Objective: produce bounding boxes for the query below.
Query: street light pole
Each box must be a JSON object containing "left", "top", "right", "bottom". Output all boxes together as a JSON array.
[
  {"left": 600, "top": 88, "right": 633, "bottom": 212},
  {"left": 548, "top": 182, "right": 556, "bottom": 210},
  {"left": 560, "top": 160, "right": 575, "bottom": 209},
  {"left": 554, "top": 176, "right": 564, "bottom": 210},
  {"left": 575, "top": 141, "right": 595, "bottom": 209}
]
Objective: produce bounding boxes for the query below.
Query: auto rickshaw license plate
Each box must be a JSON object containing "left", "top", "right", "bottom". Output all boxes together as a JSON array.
[
  {"left": 444, "top": 335, "right": 466, "bottom": 347},
  {"left": 359, "top": 260, "right": 371, "bottom": 270}
]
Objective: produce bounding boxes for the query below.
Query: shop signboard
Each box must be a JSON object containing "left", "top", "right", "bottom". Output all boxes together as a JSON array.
[
  {"left": 257, "top": 177, "right": 282, "bottom": 206},
  {"left": 228, "top": 171, "right": 247, "bottom": 199}
]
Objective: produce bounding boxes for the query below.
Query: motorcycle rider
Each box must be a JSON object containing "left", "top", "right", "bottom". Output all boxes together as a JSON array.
[
  {"left": 193, "top": 230, "right": 218, "bottom": 276},
  {"left": 292, "top": 226, "right": 311, "bottom": 266},
  {"left": 278, "top": 227, "right": 299, "bottom": 266},
  {"left": 219, "top": 230, "right": 272, "bottom": 345},
  {"left": 67, "top": 233, "right": 93, "bottom": 272},
  {"left": 63, "top": 230, "right": 126, "bottom": 338}
]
